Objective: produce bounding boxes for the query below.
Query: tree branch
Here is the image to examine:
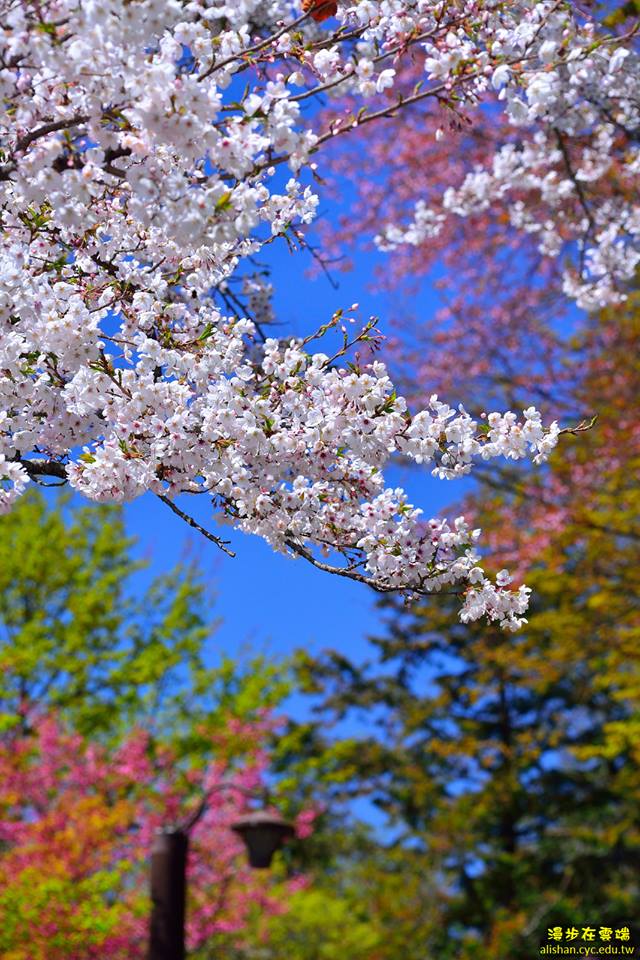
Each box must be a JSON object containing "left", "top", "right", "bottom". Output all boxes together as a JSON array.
[
  {"left": 20, "top": 458, "right": 68, "bottom": 480},
  {"left": 157, "top": 494, "right": 235, "bottom": 557}
]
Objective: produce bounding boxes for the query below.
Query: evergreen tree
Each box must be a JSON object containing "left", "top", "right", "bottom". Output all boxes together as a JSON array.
[{"left": 287, "top": 301, "right": 640, "bottom": 958}]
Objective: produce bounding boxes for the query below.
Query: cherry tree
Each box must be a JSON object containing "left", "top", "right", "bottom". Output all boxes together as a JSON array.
[
  {"left": 1, "top": 1, "right": 632, "bottom": 629},
  {"left": 317, "top": 4, "right": 639, "bottom": 411}
]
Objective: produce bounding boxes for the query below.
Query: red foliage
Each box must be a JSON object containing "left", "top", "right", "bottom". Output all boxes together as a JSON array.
[
  {"left": 0, "top": 713, "right": 309, "bottom": 959},
  {"left": 302, "top": 0, "right": 338, "bottom": 23}
]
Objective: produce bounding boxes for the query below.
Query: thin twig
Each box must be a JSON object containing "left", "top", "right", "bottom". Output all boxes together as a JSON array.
[
  {"left": 198, "top": 10, "right": 312, "bottom": 82},
  {"left": 157, "top": 494, "right": 235, "bottom": 557},
  {"left": 285, "top": 536, "right": 388, "bottom": 589},
  {"left": 554, "top": 128, "right": 597, "bottom": 234},
  {"left": 557, "top": 413, "right": 598, "bottom": 436}
]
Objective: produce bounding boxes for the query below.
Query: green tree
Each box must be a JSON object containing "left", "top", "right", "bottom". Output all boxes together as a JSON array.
[
  {"left": 602, "top": 1, "right": 640, "bottom": 26},
  {"left": 0, "top": 490, "right": 211, "bottom": 735},
  {"left": 253, "top": 845, "right": 448, "bottom": 960},
  {"left": 0, "top": 490, "right": 287, "bottom": 742}
]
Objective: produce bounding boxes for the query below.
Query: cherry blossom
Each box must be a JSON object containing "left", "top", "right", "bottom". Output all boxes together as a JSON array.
[
  {"left": 375, "top": 6, "right": 640, "bottom": 310},
  {"left": 1, "top": 0, "right": 618, "bottom": 628}
]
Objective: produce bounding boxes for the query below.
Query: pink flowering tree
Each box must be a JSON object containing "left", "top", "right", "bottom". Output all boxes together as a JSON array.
[
  {"left": 315, "top": 4, "right": 639, "bottom": 414},
  {"left": 1, "top": 2, "right": 635, "bottom": 628},
  {"left": 0, "top": 711, "right": 310, "bottom": 960}
]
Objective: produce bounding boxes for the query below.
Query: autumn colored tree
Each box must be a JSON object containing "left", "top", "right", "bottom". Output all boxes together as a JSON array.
[
  {"left": 286, "top": 295, "right": 640, "bottom": 958},
  {"left": 0, "top": 712, "right": 309, "bottom": 960}
]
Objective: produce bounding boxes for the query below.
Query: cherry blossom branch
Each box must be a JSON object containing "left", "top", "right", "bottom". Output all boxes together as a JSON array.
[
  {"left": 19, "top": 459, "right": 68, "bottom": 481},
  {"left": 284, "top": 536, "right": 399, "bottom": 593},
  {"left": 15, "top": 115, "right": 89, "bottom": 154},
  {"left": 0, "top": 0, "right": 630, "bottom": 630},
  {"left": 557, "top": 415, "right": 598, "bottom": 437},
  {"left": 553, "top": 128, "right": 597, "bottom": 235},
  {"left": 198, "top": 10, "right": 313, "bottom": 82}
]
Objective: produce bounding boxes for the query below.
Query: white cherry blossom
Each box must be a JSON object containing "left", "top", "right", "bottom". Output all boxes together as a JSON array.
[{"left": 1, "top": 0, "right": 611, "bottom": 629}]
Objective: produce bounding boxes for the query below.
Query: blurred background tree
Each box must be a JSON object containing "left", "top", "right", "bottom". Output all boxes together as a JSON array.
[
  {"left": 275, "top": 295, "right": 640, "bottom": 958},
  {"left": 0, "top": 490, "right": 287, "bottom": 744},
  {"left": 0, "top": 491, "right": 207, "bottom": 735},
  {"left": 0, "top": 492, "right": 306, "bottom": 960},
  {"left": 0, "top": 710, "right": 308, "bottom": 960}
]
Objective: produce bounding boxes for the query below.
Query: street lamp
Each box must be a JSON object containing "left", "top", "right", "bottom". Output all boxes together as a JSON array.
[
  {"left": 147, "top": 798, "right": 295, "bottom": 960},
  {"left": 231, "top": 810, "right": 295, "bottom": 869}
]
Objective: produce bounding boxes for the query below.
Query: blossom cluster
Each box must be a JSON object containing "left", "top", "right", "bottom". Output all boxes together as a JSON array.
[
  {"left": 376, "top": 4, "right": 640, "bottom": 311},
  {"left": 0, "top": 0, "right": 587, "bottom": 628}
]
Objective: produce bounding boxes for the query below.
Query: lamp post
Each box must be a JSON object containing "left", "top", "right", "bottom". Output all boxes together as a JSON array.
[
  {"left": 148, "top": 829, "right": 188, "bottom": 960},
  {"left": 231, "top": 810, "right": 295, "bottom": 869},
  {"left": 147, "top": 799, "right": 295, "bottom": 960}
]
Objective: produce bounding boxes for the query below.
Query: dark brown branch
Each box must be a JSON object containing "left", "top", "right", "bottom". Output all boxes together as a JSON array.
[
  {"left": 20, "top": 458, "right": 68, "bottom": 480},
  {"left": 284, "top": 536, "right": 410, "bottom": 594},
  {"left": 157, "top": 494, "right": 235, "bottom": 557},
  {"left": 554, "top": 128, "right": 597, "bottom": 234},
  {"left": 15, "top": 115, "right": 89, "bottom": 154},
  {"left": 1, "top": 114, "right": 90, "bottom": 181}
]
